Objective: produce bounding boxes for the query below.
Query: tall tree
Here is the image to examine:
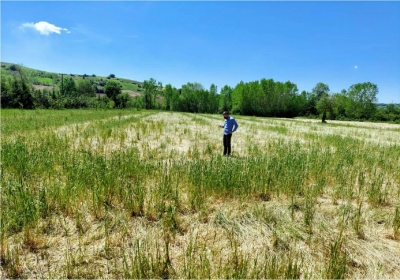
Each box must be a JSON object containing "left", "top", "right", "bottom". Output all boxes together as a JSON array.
[
  {"left": 180, "top": 82, "right": 204, "bottom": 112},
  {"left": 10, "top": 76, "right": 34, "bottom": 109},
  {"left": 312, "top": 82, "right": 330, "bottom": 100},
  {"left": 345, "top": 82, "right": 378, "bottom": 119},
  {"left": 260, "top": 78, "right": 275, "bottom": 116},
  {"left": 332, "top": 90, "right": 348, "bottom": 119},
  {"left": 104, "top": 80, "right": 121, "bottom": 101},
  {"left": 143, "top": 78, "right": 162, "bottom": 110},
  {"left": 4, "top": 66, "right": 35, "bottom": 109},
  {"left": 306, "top": 82, "right": 330, "bottom": 115},
  {"left": 297, "top": 90, "right": 309, "bottom": 116},
  {"left": 77, "top": 79, "right": 96, "bottom": 97},
  {"left": 208, "top": 84, "right": 219, "bottom": 113},
  {"left": 282, "top": 81, "right": 299, "bottom": 117},
  {"left": 231, "top": 81, "right": 244, "bottom": 114},
  {"left": 60, "top": 76, "right": 77, "bottom": 96},
  {"left": 164, "top": 84, "right": 173, "bottom": 110},
  {"left": 171, "top": 87, "right": 180, "bottom": 111},
  {"left": 219, "top": 85, "right": 233, "bottom": 112},
  {"left": 1, "top": 75, "right": 13, "bottom": 108},
  {"left": 316, "top": 93, "right": 333, "bottom": 122}
]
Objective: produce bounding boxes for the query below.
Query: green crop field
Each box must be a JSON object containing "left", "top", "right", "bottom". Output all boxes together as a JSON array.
[
  {"left": 35, "top": 77, "right": 54, "bottom": 85},
  {"left": 1, "top": 109, "right": 400, "bottom": 278},
  {"left": 121, "top": 82, "right": 140, "bottom": 91}
]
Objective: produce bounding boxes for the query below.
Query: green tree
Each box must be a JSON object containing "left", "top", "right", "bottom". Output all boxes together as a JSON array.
[
  {"left": 9, "top": 64, "right": 18, "bottom": 71},
  {"left": 179, "top": 82, "right": 203, "bottom": 112},
  {"left": 171, "top": 87, "right": 180, "bottom": 111},
  {"left": 274, "top": 81, "right": 286, "bottom": 116},
  {"left": 164, "top": 84, "right": 173, "bottom": 110},
  {"left": 104, "top": 80, "right": 122, "bottom": 101},
  {"left": 208, "top": 84, "right": 220, "bottom": 113},
  {"left": 10, "top": 76, "right": 34, "bottom": 109},
  {"left": 260, "top": 78, "right": 275, "bottom": 116},
  {"left": 115, "top": 93, "right": 131, "bottom": 108},
  {"left": 345, "top": 82, "right": 378, "bottom": 119},
  {"left": 33, "top": 89, "right": 52, "bottom": 109},
  {"left": 332, "top": 90, "right": 348, "bottom": 119},
  {"left": 282, "top": 81, "right": 299, "bottom": 117},
  {"left": 385, "top": 104, "right": 399, "bottom": 114},
  {"left": 60, "top": 76, "right": 77, "bottom": 96},
  {"left": 316, "top": 93, "right": 334, "bottom": 122},
  {"left": 143, "top": 78, "right": 162, "bottom": 110},
  {"left": 219, "top": 85, "right": 233, "bottom": 112},
  {"left": 312, "top": 82, "right": 330, "bottom": 100},
  {"left": 1, "top": 75, "right": 14, "bottom": 108},
  {"left": 297, "top": 90, "right": 309, "bottom": 116},
  {"left": 76, "top": 79, "right": 96, "bottom": 97},
  {"left": 306, "top": 82, "right": 330, "bottom": 116}
]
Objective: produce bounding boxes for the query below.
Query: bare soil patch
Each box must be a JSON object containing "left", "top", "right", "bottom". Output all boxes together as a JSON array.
[
  {"left": 121, "top": 90, "right": 141, "bottom": 98},
  {"left": 32, "top": 85, "right": 54, "bottom": 91}
]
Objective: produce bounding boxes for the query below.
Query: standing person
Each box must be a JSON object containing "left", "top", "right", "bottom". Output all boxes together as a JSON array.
[{"left": 219, "top": 111, "right": 238, "bottom": 156}]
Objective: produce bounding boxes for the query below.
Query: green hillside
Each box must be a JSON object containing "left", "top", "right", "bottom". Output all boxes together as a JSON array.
[{"left": 1, "top": 62, "right": 143, "bottom": 94}]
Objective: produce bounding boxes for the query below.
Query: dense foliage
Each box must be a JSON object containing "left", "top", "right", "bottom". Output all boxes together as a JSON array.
[{"left": 1, "top": 62, "right": 399, "bottom": 122}]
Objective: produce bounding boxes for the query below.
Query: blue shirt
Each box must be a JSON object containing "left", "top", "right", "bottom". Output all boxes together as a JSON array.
[{"left": 222, "top": 116, "right": 238, "bottom": 135}]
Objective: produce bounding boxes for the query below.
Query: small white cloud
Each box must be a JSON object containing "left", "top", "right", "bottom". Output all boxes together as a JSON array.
[
  {"left": 20, "top": 21, "right": 69, "bottom": 35},
  {"left": 354, "top": 65, "right": 358, "bottom": 69}
]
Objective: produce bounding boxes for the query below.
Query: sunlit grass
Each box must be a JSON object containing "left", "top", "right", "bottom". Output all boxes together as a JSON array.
[{"left": 1, "top": 110, "right": 400, "bottom": 278}]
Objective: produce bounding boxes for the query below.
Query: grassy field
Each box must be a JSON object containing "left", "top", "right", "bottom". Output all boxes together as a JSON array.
[{"left": 1, "top": 109, "right": 400, "bottom": 278}]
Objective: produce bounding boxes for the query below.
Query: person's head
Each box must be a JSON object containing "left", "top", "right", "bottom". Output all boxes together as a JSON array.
[{"left": 222, "top": 111, "right": 230, "bottom": 119}]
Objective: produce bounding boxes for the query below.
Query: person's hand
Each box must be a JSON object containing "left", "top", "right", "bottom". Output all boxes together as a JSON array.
[{"left": 229, "top": 131, "right": 233, "bottom": 134}]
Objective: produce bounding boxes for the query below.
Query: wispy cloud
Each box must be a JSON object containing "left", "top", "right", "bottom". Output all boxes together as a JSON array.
[{"left": 20, "top": 21, "right": 70, "bottom": 35}]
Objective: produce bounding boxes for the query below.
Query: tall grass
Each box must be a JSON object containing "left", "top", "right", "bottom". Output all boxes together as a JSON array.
[{"left": 1, "top": 110, "right": 400, "bottom": 278}]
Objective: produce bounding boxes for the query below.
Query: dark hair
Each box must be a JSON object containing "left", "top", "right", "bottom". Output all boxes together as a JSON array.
[{"left": 222, "top": 111, "right": 229, "bottom": 115}]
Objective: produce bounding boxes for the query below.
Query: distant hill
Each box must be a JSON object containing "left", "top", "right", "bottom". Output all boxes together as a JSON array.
[
  {"left": 1, "top": 62, "right": 144, "bottom": 98},
  {"left": 376, "top": 103, "right": 400, "bottom": 110}
]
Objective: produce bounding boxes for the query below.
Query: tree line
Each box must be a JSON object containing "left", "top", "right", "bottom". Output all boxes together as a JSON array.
[{"left": 1, "top": 65, "right": 399, "bottom": 123}]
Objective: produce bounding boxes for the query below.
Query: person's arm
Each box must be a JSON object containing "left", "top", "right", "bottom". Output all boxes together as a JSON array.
[{"left": 232, "top": 119, "right": 238, "bottom": 132}]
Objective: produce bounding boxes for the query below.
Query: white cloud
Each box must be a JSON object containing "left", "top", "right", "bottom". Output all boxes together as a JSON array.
[
  {"left": 20, "top": 21, "right": 70, "bottom": 35},
  {"left": 354, "top": 65, "right": 358, "bottom": 69}
]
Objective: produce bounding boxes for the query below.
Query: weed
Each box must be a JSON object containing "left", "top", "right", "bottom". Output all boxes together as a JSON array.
[
  {"left": 325, "top": 233, "right": 348, "bottom": 279},
  {"left": 393, "top": 205, "right": 400, "bottom": 239}
]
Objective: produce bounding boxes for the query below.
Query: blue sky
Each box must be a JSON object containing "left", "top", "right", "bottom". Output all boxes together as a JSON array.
[{"left": 1, "top": 1, "right": 399, "bottom": 103}]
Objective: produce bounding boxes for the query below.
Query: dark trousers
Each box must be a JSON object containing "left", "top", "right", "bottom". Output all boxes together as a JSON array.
[{"left": 223, "top": 134, "right": 232, "bottom": 155}]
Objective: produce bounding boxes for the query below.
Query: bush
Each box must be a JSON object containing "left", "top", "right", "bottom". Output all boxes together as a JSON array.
[
  {"left": 115, "top": 93, "right": 131, "bottom": 108},
  {"left": 107, "top": 100, "right": 115, "bottom": 109},
  {"left": 104, "top": 80, "right": 121, "bottom": 101}
]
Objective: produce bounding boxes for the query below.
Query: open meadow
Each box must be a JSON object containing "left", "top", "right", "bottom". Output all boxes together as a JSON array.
[{"left": 1, "top": 109, "right": 400, "bottom": 278}]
